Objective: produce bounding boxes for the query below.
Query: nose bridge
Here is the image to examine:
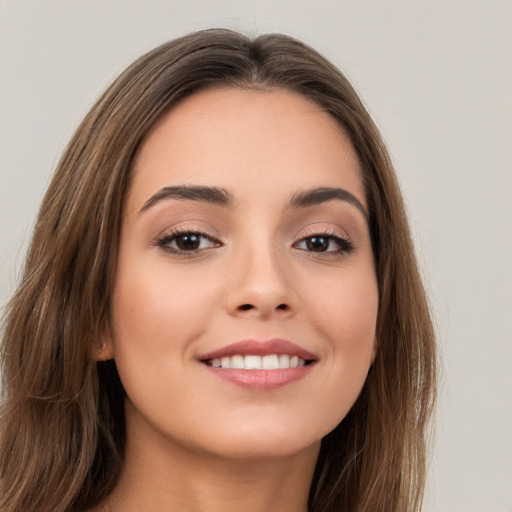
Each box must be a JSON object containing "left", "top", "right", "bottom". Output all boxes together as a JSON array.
[{"left": 224, "top": 231, "right": 294, "bottom": 318}]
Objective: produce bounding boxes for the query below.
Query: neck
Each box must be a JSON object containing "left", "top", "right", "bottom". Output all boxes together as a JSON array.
[{"left": 102, "top": 410, "right": 320, "bottom": 512}]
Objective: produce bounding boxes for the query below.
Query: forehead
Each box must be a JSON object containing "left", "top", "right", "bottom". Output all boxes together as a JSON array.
[{"left": 128, "top": 87, "right": 365, "bottom": 211}]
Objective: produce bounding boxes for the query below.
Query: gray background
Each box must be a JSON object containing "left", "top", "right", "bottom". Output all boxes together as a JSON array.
[{"left": 1, "top": 1, "right": 511, "bottom": 510}]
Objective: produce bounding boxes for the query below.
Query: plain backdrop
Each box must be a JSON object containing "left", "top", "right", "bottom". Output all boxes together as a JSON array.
[{"left": 1, "top": 1, "right": 511, "bottom": 511}]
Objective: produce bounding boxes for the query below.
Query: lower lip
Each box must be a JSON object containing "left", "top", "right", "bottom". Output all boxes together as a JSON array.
[{"left": 203, "top": 364, "right": 315, "bottom": 390}]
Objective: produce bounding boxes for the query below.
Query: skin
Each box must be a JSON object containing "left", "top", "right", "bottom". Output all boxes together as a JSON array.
[{"left": 95, "top": 87, "right": 378, "bottom": 512}]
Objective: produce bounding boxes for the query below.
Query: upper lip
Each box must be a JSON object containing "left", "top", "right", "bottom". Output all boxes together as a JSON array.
[{"left": 199, "top": 338, "right": 318, "bottom": 362}]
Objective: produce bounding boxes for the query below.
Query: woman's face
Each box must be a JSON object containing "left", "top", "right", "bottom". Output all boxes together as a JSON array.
[{"left": 103, "top": 87, "right": 378, "bottom": 460}]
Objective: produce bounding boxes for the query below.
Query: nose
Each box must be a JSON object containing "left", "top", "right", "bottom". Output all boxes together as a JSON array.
[{"left": 223, "top": 244, "right": 296, "bottom": 320}]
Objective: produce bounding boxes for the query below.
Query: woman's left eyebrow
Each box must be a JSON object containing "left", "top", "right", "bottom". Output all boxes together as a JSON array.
[
  {"left": 139, "top": 185, "right": 234, "bottom": 214},
  {"left": 289, "top": 187, "right": 369, "bottom": 223}
]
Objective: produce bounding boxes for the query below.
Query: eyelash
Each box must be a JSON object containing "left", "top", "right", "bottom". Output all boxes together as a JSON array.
[
  {"left": 293, "top": 228, "right": 355, "bottom": 256},
  {"left": 154, "top": 228, "right": 355, "bottom": 256},
  {"left": 155, "top": 228, "right": 221, "bottom": 254}
]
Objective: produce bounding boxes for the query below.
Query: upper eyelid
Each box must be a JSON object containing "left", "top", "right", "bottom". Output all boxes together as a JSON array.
[
  {"left": 293, "top": 223, "right": 350, "bottom": 240},
  {"left": 159, "top": 229, "right": 219, "bottom": 241},
  {"left": 294, "top": 231, "right": 352, "bottom": 246},
  {"left": 151, "top": 229, "right": 219, "bottom": 255},
  {"left": 151, "top": 219, "right": 354, "bottom": 244},
  {"left": 155, "top": 231, "right": 353, "bottom": 256},
  {"left": 157, "top": 226, "right": 349, "bottom": 241},
  {"left": 153, "top": 222, "right": 220, "bottom": 241},
  {"left": 154, "top": 230, "right": 222, "bottom": 255}
]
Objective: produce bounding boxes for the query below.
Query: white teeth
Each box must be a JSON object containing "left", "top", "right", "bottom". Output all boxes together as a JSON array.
[
  {"left": 244, "top": 355, "right": 262, "bottom": 369},
  {"left": 278, "top": 354, "right": 290, "bottom": 368},
  {"left": 208, "top": 354, "right": 309, "bottom": 370},
  {"left": 262, "top": 354, "right": 279, "bottom": 370},
  {"left": 231, "top": 355, "right": 245, "bottom": 369}
]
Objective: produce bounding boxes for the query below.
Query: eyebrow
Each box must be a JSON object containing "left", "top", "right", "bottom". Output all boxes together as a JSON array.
[
  {"left": 139, "top": 184, "right": 368, "bottom": 222},
  {"left": 289, "top": 187, "right": 368, "bottom": 222},
  {"left": 139, "top": 185, "right": 234, "bottom": 214}
]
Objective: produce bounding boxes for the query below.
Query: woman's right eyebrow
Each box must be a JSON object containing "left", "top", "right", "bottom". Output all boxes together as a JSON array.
[{"left": 139, "top": 185, "right": 234, "bottom": 214}]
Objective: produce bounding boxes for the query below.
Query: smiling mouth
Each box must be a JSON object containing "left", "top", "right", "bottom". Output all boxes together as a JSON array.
[
  {"left": 203, "top": 354, "right": 314, "bottom": 370},
  {"left": 200, "top": 340, "right": 317, "bottom": 390}
]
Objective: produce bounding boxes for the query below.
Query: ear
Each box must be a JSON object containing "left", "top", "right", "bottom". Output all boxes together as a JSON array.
[{"left": 96, "top": 324, "right": 115, "bottom": 361}]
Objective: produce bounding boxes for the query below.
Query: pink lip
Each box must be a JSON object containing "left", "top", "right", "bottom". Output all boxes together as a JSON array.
[
  {"left": 199, "top": 338, "right": 317, "bottom": 361},
  {"left": 199, "top": 339, "right": 318, "bottom": 391},
  {"left": 204, "top": 366, "right": 315, "bottom": 390}
]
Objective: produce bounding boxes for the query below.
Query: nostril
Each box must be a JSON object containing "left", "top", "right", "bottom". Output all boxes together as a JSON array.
[{"left": 236, "top": 303, "right": 289, "bottom": 313}]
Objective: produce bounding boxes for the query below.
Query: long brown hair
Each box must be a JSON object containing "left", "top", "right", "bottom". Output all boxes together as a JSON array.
[{"left": 0, "top": 29, "right": 436, "bottom": 512}]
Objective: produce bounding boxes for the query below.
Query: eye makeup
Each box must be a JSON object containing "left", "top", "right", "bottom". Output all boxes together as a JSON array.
[
  {"left": 153, "top": 227, "right": 222, "bottom": 254},
  {"left": 152, "top": 224, "right": 355, "bottom": 259}
]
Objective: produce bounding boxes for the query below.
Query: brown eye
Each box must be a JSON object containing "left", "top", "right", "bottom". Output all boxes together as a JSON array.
[
  {"left": 157, "top": 231, "right": 221, "bottom": 253},
  {"left": 305, "top": 236, "right": 329, "bottom": 252},
  {"left": 175, "top": 233, "right": 201, "bottom": 251},
  {"left": 295, "top": 234, "right": 355, "bottom": 255}
]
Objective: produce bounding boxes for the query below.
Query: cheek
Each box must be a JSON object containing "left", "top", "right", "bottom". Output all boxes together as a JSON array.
[
  {"left": 306, "top": 264, "right": 378, "bottom": 349},
  {"left": 332, "top": 275, "right": 378, "bottom": 354},
  {"left": 109, "top": 259, "right": 221, "bottom": 426},
  {"left": 111, "top": 257, "right": 221, "bottom": 352},
  {"left": 301, "top": 265, "right": 378, "bottom": 414},
  {"left": 108, "top": 258, "right": 225, "bottom": 415}
]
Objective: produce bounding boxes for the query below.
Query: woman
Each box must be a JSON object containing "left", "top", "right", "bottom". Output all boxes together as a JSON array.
[{"left": 0, "top": 29, "right": 436, "bottom": 512}]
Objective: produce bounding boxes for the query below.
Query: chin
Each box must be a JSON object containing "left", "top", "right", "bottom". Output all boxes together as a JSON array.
[
  {"left": 202, "top": 436, "right": 321, "bottom": 462},
  {"left": 186, "top": 416, "right": 328, "bottom": 461}
]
